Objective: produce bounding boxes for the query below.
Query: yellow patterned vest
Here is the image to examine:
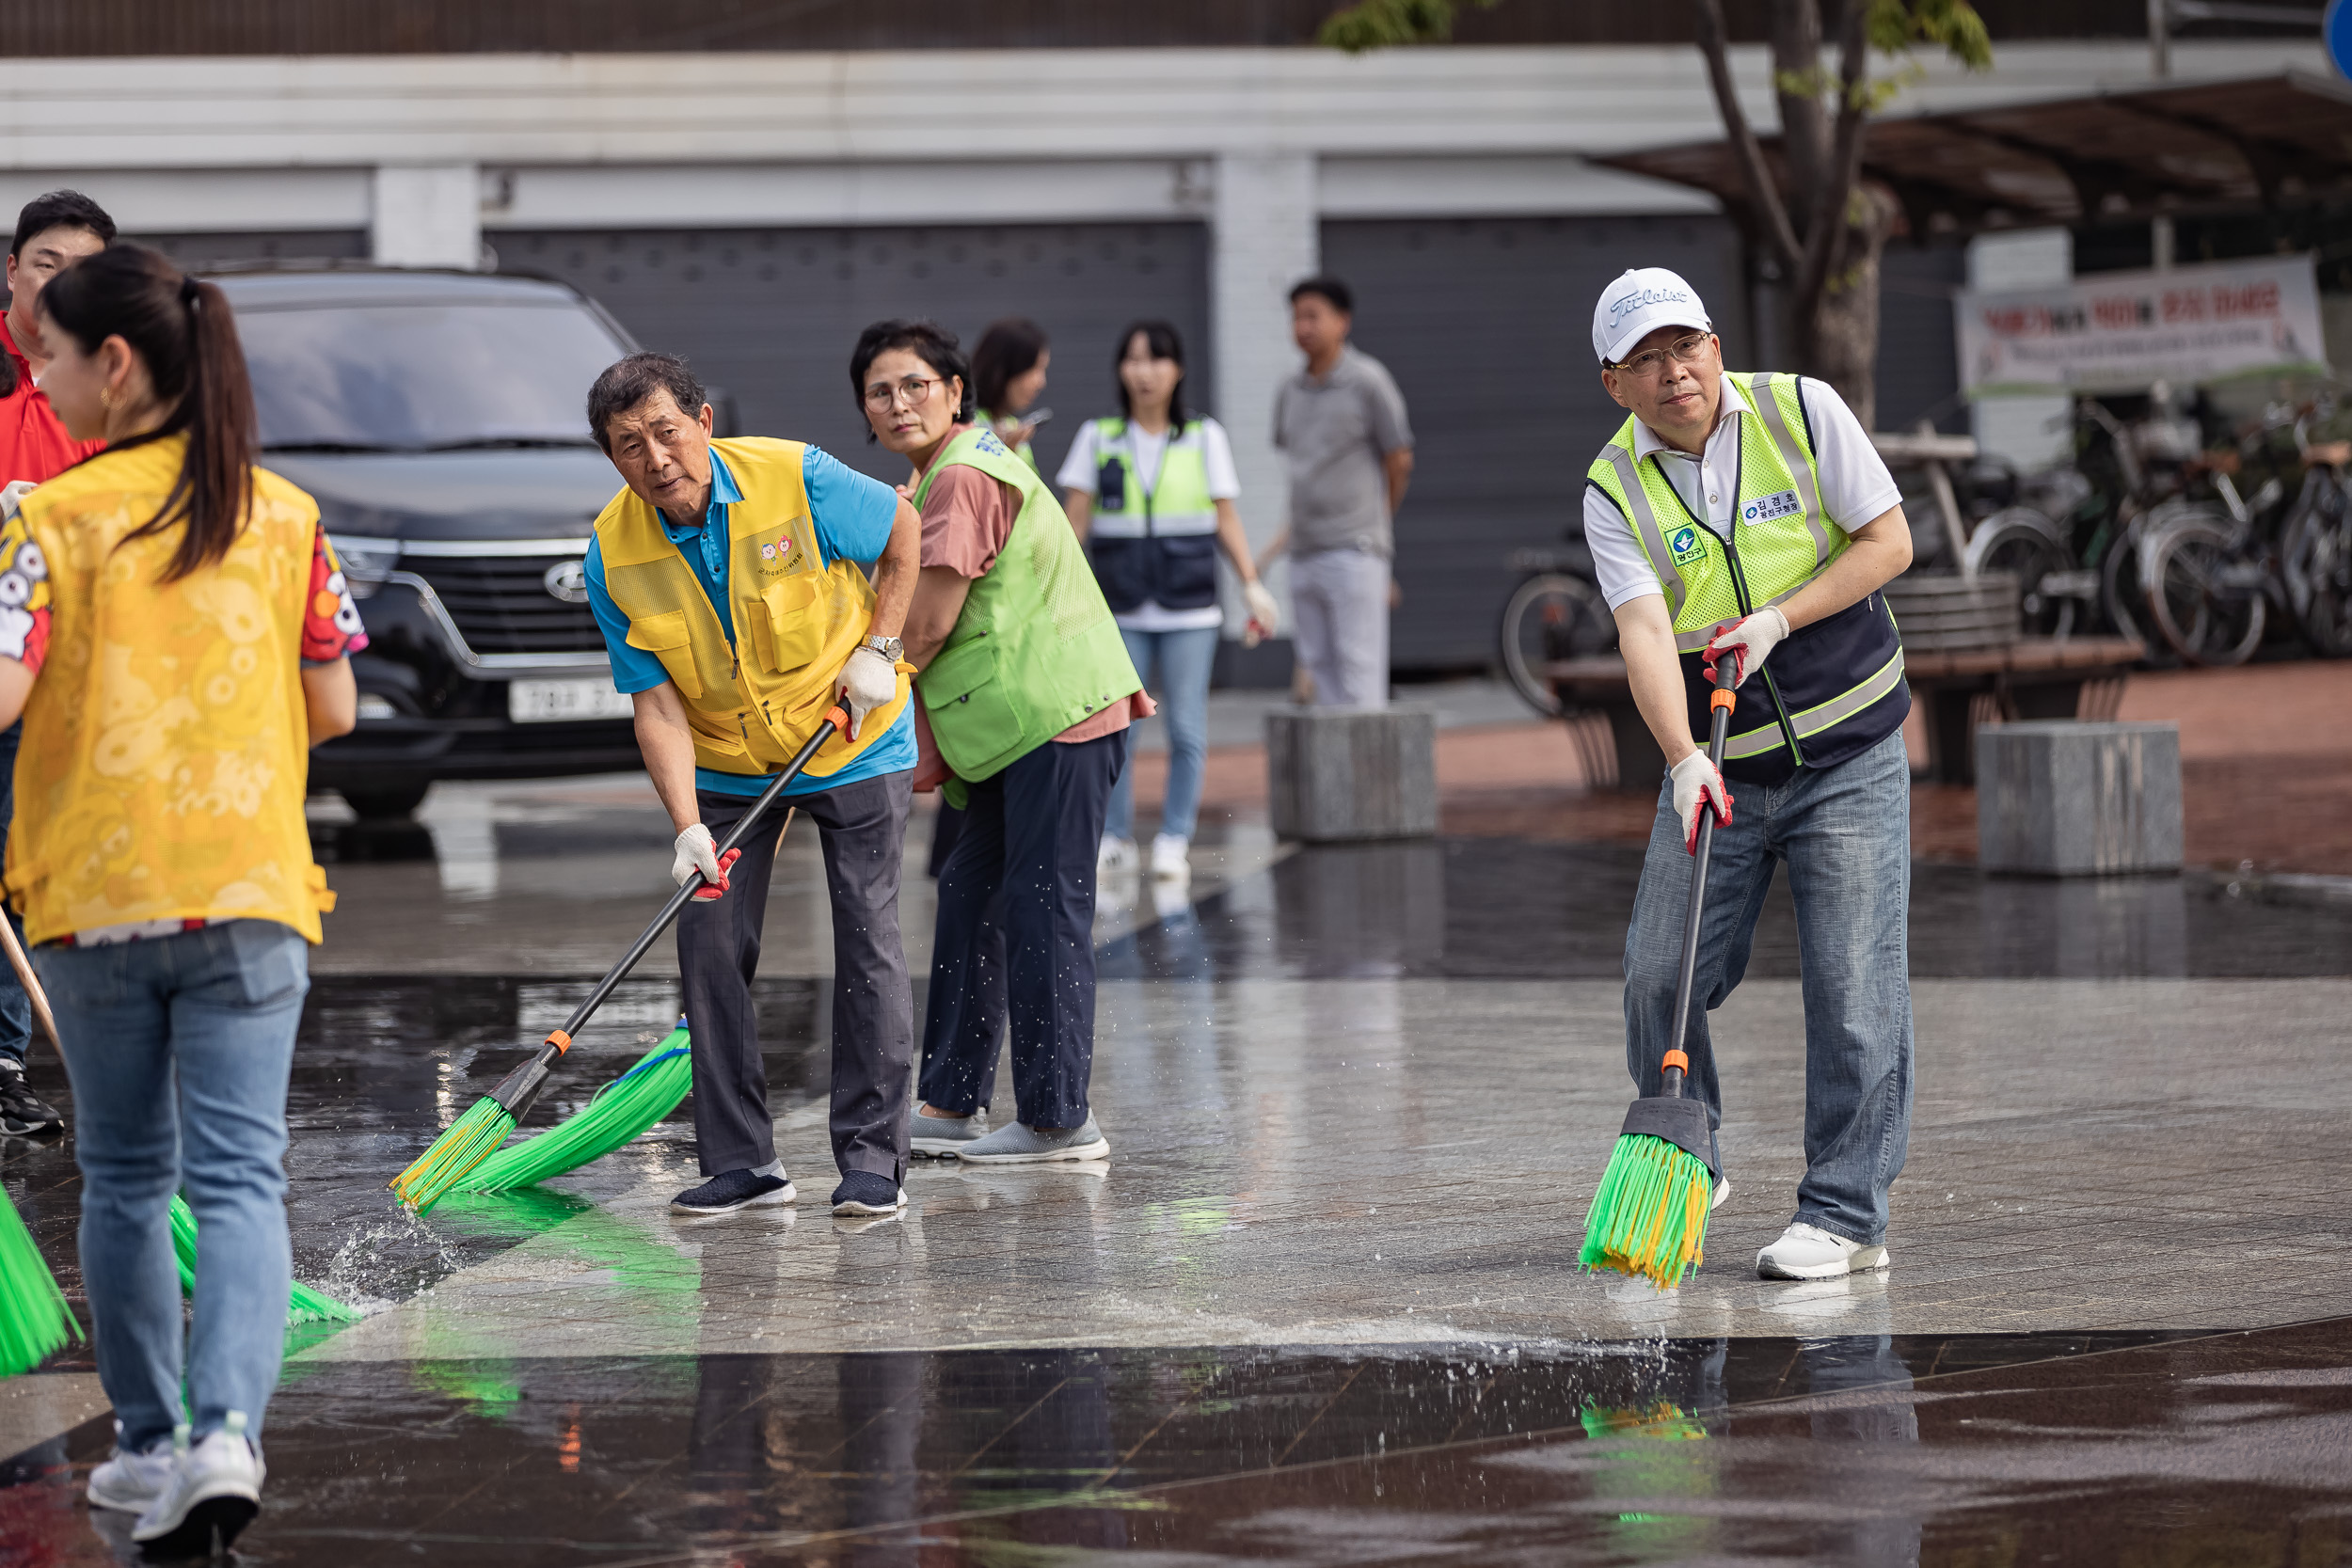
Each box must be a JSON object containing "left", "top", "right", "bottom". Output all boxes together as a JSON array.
[
  {"left": 592, "top": 437, "right": 911, "bottom": 779},
  {"left": 6, "top": 436, "right": 336, "bottom": 945}
]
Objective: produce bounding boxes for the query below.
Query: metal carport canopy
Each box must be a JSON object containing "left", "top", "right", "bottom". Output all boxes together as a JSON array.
[{"left": 1591, "top": 71, "right": 2352, "bottom": 238}]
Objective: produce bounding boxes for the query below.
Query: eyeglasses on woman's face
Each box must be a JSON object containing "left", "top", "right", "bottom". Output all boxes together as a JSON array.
[
  {"left": 863, "top": 374, "right": 944, "bottom": 412},
  {"left": 1612, "top": 333, "right": 1713, "bottom": 379}
]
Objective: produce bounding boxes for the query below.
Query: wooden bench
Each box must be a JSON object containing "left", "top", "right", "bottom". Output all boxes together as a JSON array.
[{"left": 1547, "top": 635, "right": 2143, "bottom": 790}]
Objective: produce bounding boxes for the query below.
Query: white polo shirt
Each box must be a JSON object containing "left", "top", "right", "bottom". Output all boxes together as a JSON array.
[{"left": 1582, "top": 375, "right": 1902, "bottom": 611}]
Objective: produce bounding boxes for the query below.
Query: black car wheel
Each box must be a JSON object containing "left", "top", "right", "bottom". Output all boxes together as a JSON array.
[{"left": 341, "top": 783, "right": 432, "bottom": 820}]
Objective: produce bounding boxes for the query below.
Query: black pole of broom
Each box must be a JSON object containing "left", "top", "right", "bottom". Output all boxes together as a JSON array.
[
  {"left": 480, "top": 706, "right": 847, "bottom": 1126},
  {"left": 1662, "top": 660, "right": 1740, "bottom": 1102}
]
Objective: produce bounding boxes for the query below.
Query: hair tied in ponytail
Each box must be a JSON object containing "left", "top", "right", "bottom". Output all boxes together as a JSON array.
[{"left": 180, "top": 276, "right": 202, "bottom": 308}]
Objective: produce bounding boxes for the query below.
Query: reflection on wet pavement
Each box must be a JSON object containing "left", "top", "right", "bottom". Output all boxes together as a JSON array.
[{"left": 7, "top": 1323, "right": 2347, "bottom": 1563}]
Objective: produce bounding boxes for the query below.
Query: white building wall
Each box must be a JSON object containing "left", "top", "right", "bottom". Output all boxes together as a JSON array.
[{"left": 1213, "top": 153, "right": 1319, "bottom": 567}]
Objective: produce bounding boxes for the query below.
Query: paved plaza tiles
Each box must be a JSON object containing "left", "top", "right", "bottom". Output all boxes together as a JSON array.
[{"left": 3, "top": 775, "right": 2349, "bottom": 1563}]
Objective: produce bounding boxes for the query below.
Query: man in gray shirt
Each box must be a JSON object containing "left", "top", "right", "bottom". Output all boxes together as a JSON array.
[{"left": 1269, "top": 276, "right": 1414, "bottom": 708}]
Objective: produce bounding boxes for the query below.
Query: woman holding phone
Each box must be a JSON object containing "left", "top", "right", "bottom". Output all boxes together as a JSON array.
[
  {"left": 969, "top": 317, "right": 1052, "bottom": 471},
  {"left": 1061, "top": 321, "right": 1278, "bottom": 882},
  {"left": 0, "top": 245, "right": 363, "bottom": 1554}
]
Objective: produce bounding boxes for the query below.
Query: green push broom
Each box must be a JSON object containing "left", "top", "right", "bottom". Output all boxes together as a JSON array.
[
  {"left": 390, "top": 707, "right": 846, "bottom": 1213},
  {"left": 1579, "top": 658, "right": 1738, "bottom": 1289},
  {"left": 167, "top": 1196, "right": 361, "bottom": 1326},
  {"left": 460, "top": 1022, "right": 693, "bottom": 1194}
]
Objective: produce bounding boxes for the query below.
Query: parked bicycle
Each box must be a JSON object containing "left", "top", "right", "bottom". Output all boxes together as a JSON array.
[
  {"left": 2279, "top": 438, "right": 2352, "bottom": 657},
  {"left": 1498, "top": 536, "right": 1616, "bottom": 716}
]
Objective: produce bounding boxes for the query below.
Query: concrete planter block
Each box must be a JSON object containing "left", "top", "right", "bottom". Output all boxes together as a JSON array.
[
  {"left": 1265, "top": 707, "right": 1438, "bottom": 843},
  {"left": 1976, "top": 721, "right": 2183, "bottom": 877}
]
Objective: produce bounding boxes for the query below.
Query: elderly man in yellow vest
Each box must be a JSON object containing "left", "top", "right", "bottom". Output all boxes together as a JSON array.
[
  {"left": 1583, "top": 268, "right": 1917, "bottom": 1284},
  {"left": 583, "top": 353, "right": 922, "bottom": 1220}
]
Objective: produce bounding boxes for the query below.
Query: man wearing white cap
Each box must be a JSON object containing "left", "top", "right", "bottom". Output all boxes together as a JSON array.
[{"left": 1582, "top": 267, "right": 1917, "bottom": 1282}]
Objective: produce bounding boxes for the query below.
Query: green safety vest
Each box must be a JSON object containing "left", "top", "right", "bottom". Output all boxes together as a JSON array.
[
  {"left": 1586, "top": 372, "right": 1909, "bottom": 783},
  {"left": 1083, "top": 417, "right": 1220, "bottom": 614},
  {"left": 973, "top": 407, "right": 1038, "bottom": 471},
  {"left": 914, "top": 424, "right": 1144, "bottom": 784}
]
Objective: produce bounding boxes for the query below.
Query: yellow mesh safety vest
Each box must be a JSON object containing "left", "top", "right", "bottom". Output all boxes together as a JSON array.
[
  {"left": 6, "top": 436, "right": 337, "bottom": 945},
  {"left": 592, "top": 437, "right": 911, "bottom": 779}
]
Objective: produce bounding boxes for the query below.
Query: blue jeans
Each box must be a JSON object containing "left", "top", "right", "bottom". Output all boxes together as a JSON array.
[
  {"left": 1621, "top": 727, "right": 1913, "bottom": 1244},
  {"left": 0, "top": 720, "right": 31, "bottom": 1069},
  {"left": 1104, "top": 626, "right": 1218, "bottom": 843},
  {"left": 36, "top": 921, "right": 309, "bottom": 1450}
]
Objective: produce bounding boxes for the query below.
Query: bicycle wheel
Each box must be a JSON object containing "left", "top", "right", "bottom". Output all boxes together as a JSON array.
[
  {"left": 1964, "top": 507, "right": 2077, "bottom": 638},
  {"left": 2098, "top": 522, "right": 2153, "bottom": 649},
  {"left": 1499, "top": 572, "right": 1613, "bottom": 717},
  {"left": 2280, "top": 469, "right": 2352, "bottom": 657},
  {"left": 2147, "top": 520, "right": 2265, "bottom": 667}
]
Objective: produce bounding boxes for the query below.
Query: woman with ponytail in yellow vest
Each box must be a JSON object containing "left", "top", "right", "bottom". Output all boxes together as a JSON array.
[
  {"left": 1584, "top": 268, "right": 1916, "bottom": 1287},
  {"left": 0, "top": 245, "right": 363, "bottom": 1553}
]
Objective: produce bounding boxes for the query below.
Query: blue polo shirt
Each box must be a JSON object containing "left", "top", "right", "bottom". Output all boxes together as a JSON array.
[{"left": 584, "top": 445, "right": 914, "bottom": 798}]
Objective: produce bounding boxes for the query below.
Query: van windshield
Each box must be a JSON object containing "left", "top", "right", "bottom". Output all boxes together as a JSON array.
[{"left": 237, "top": 300, "right": 629, "bottom": 452}]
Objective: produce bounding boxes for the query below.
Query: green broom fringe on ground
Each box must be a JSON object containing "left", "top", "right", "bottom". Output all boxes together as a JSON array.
[
  {"left": 1577, "top": 1133, "right": 1711, "bottom": 1290},
  {"left": 167, "top": 1195, "right": 361, "bottom": 1326},
  {"left": 0, "top": 1183, "right": 80, "bottom": 1376},
  {"left": 463, "top": 1027, "right": 691, "bottom": 1194}
]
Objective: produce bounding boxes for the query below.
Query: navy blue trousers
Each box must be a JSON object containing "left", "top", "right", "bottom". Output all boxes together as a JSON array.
[
  {"left": 0, "top": 720, "right": 31, "bottom": 1068},
  {"left": 918, "top": 730, "right": 1127, "bottom": 1130}
]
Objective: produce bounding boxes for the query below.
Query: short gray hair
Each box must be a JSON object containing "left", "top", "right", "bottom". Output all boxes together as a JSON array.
[{"left": 588, "top": 353, "right": 706, "bottom": 451}]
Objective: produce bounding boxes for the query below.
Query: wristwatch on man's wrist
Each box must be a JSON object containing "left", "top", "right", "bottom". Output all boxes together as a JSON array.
[{"left": 863, "top": 634, "right": 904, "bottom": 663}]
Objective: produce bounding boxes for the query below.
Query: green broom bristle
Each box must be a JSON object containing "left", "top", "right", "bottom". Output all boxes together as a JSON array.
[
  {"left": 1579, "top": 1132, "right": 1712, "bottom": 1289},
  {"left": 390, "top": 1096, "right": 516, "bottom": 1215},
  {"left": 463, "top": 1028, "right": 691, "bottom": 1194},
  {"left": 0, "top": 1183, "right": 79, "bottom": 1377},
  {"left": 168, "top": 1196, "right": 361, "bottom": 1326}
]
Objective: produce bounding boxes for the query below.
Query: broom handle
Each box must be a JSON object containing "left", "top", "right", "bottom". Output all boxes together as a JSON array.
[
  {"left": 1663, "top": 660, "right": 1740, "bottom": 1101},
  {"left": 544, "top": 707, "right": 844, "bottom": 1050},
  {"left": 0, "top": 905, "right": 58, "bottom": 1056}
]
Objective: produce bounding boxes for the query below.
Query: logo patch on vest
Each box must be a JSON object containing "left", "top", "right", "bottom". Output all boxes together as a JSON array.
[
  {"left": 1742, "top": 489, "right": 1804, "bottom": 524},
  {"left": 1668, "top": 526, "right": 1707, "bottom": 564},
  {"left": 755, "top": 534, "right": 806, "bottom": 577}
]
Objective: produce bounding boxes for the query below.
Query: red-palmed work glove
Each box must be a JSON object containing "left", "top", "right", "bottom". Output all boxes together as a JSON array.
[
  {"left": 1670, "top": 750, "right": 1734, "bottom": 855},
  {"left": 672, "top": 824, "right": 740, "bottom": 902},
  {"left": 1702, "top": 605, "right": 1789, "bottom": 689}
]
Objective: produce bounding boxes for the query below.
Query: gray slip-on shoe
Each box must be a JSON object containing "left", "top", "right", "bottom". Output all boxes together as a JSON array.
[
  {"left": 955, "top": 1115, "right": 1109, "bottom": 1165},
  {"left": 910, "top": 1108, "right": 989, "bottom": 1158}
]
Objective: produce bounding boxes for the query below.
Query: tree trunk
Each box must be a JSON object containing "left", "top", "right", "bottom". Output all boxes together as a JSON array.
[{"left": 1794, "top": 184, "right": 1899, "bottom": 429}]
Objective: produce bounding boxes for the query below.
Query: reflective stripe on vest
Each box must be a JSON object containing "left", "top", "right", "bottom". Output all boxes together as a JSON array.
[
  {"left": 1085, "top": 419, "right": 1217, "bottom": 540},
  {"left": 1722, "top": 641, "right": 1907, "bottom": 759}
]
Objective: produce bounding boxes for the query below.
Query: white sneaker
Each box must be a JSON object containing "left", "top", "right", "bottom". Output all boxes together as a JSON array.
[
  {"left": 1149, "top": 833, "right": 1190, "bottom": 880},
  {"left": 133, "top": 1413, "right": 265, "bottom": 1553},
  {"left": 1097, "top": 835, "right": 1138, "bottom": 876},
  {"left": 1711, "top": 1175, "right": 1731, "bottom": 1212},
  {"left": 1756, "top": 1221, "right": 1889, "bottom": 1281},
  {"left": 87, "top": 1423, "right": 176, "bottom": 1513}
]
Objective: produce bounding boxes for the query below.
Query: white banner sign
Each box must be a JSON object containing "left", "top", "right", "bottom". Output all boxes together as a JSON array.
[{"left": 1955, "top": 253, "right": 2328, "bottom": 395}]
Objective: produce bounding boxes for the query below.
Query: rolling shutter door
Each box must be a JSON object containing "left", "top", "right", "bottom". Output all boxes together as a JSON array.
[
  {"left": 496, "top": 223, "right": 1210, "bottom": 486},
  {"left": 1319, "top": 215, "right": 1746, "bottom": 673}
]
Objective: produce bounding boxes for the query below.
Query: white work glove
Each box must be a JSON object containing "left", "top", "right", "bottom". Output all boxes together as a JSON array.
[
  {"left": 837, "top": 644, "right": 898, "bottom": 740},
  {"left": 1703, "top": 605, "right": 1789, "bottom": 689},
  {"left": 1242, "top": 579, "right": 1281, "bottom": 646},
  {"left": 1670, "top": 750, "right": 1734, "bottom": 856},
  {"left": 0, "top": 481, "right": 34, "bottom": 520},
  {"left": 672, "top": 823, "right": 737, "bottom": 902}
]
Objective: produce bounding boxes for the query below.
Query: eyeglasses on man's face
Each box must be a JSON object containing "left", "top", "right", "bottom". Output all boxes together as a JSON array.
[
  {"left": 1613, "top": 333, "right": 1713, "bottom": 379},
  {"left": 864, "top": 374, "right": 945, "bottom": 412}
]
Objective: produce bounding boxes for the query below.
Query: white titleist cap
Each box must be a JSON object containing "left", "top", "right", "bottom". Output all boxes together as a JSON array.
[{"left": 1593, "top": 267, "right": 1711, "bottom": 365}]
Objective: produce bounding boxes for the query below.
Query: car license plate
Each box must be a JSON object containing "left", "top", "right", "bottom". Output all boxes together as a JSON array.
[{"left": 508, "top": 678, "right": 635, "bottom": 723}]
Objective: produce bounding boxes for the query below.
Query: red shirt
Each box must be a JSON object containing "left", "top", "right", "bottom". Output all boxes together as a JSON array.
[{"left": 0, "top": 315, "right": 103, "bottom": 484}]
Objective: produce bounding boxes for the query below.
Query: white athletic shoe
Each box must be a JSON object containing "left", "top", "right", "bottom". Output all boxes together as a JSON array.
[
  {"left": 1149, "top": 832, "right": 1190, "bottom": 881},
  {"left": 1756, "top": 1221, "right": 1889, "bottom": 1281},
  {"left": 1711, "top": 1175, "right": 1731, "bottom": 1212},
  {"left": 87, "top": 1423, "right": 176, "bottom": 1513},
  {"left": 133, "top": 1414, "right": 265, "bottom": 1554},
  {"left": 1097, "top": 835, "right": 1139, "bottom": 876}
]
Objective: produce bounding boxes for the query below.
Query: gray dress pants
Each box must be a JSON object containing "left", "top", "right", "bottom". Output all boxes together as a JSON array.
[{"left": 678, "top": 769, "right": 914, "bottom": 1183}]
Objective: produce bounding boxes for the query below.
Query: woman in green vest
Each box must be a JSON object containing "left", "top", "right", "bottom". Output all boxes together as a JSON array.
[
  {"left": 969, "top": 316, "right": 1050, "bottom": 471},
  {"left": 856, "top": 319, "right": 1145, "bottom": 1165},
  {"left": 1061, "top": 321, "right": 1279, "bottom": 884}
]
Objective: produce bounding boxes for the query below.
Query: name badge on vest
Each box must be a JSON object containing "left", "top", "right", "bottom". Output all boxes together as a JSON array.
[
  {"left": 1669, "top": 526, "right": 1708, "bottom": 565},
  {"left": 1742, "top": 489, "right": 1804, "bottom": 524}
]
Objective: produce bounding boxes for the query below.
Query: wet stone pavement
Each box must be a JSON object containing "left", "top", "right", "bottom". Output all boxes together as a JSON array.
[{"left": 2, "top": 774, "right": 2349, "bottom": 1564}]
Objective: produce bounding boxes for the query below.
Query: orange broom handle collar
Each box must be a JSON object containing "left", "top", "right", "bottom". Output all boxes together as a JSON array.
[
  {"left": 546, "top": 1030, "right": 572, "bottom": 1054},
  {"left": 1661, "top": 1048, "right": 1689, "bottom": 1073},
  {"left": 1709, "top": 688, "right": 1737, "bottom": 712}
]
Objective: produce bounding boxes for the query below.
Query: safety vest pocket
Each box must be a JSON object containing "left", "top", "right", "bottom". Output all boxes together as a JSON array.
[
  {"left": 1088, "top": 536, "right": 1152, "bottom": 616},
  {"left": 624, "top": 610, "right": 702, "bottom": 701},
  {"left": 919, "top": 636, "right": 1027, "bottom": 779},
  {"left": 1152, "top": 534, "right": 1218, "bottom": 611},
  {"left": 754, "top": 575, "right": 826, "bottom": 674}
]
